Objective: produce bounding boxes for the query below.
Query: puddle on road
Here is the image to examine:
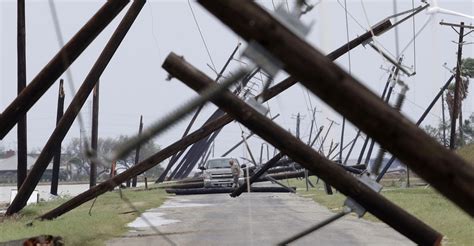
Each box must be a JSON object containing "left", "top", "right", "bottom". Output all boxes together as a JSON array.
[
  {"left": 128, "top": 211, "right": 180, "bottom": 229},
  {"left": 127, "top": 198, "right": 212, "bottom": 231}
]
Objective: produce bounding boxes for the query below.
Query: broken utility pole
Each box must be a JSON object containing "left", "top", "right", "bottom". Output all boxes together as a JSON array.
[
  {"left": 50, "top": 79, "right": 65, "bottom": 195},
  {"left": 0, "top": 0, "right": 129, "bottom": 140},
  {"left": 17, "top": 0, "right": 27, "bottom": 189},
  {"left": 90, "top": 80, "right": 100, "bottom": 188},
  {"left": 7, "top": 0, "right": 145, "bottom": 215},
  {"left": 197, "top": 0, "right": 474, "bottom": 216},
  {"left": 162, "top": 52, "right": 442, "bottom": 245}
]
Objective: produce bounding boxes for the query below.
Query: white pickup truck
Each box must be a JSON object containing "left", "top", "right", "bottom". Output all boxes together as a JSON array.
[{"left": 200, "top": 157, "right": 245, "bottom": 188}]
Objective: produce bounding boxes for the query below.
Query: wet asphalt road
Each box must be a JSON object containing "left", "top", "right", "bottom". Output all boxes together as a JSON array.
[{"left": 107, "top": 192, "right": 413, "bottom": 246}]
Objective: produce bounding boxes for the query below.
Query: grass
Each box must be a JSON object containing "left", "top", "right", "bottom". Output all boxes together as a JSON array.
[
  {"left": 287, "top": 178, "right": 474, "bottom": 245},
  {"left": 458, "top": 143, "right": 474, "bottom": 164},
  {"left": 0, "top": 187, "right": 168, "bottom": 245}
]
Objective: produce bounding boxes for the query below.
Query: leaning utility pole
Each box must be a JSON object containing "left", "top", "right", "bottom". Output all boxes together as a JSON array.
[
  {"left": 90, "top": 81, "right": 100, "bottom": 188},
  {"left": 7, "top": 0, "right": 145, "bottom": 215},
  {"left": 197, "top": 0, "right": 474, "bottom": 216},
  {"left": 131, "top": 115, "right": 144, "bottom": 187},
  {"left": 0, "top": 0, "right": 129, "bottom": 140},
  {"left": 162, "top": 53, "right": 441, "bottom": 245},
  {"left": 444, "top": 22, "right": 465, "bottom": 150},
  {"left": 50, "top": 79, "right": 65, "bottom": 195},
  {"left": 16, "top": 0, "right": 27, "bottom": 189}
]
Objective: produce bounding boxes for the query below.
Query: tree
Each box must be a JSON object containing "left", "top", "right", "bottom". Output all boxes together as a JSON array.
[
  {"left": 63, "top": 135, "right": 162, "bottom": 181},
  {"left": 423, "top": 112, "right": 474, "bottom": 147},
  {"left": 461, "top": 57, "right": 474, "bottom": 78}
]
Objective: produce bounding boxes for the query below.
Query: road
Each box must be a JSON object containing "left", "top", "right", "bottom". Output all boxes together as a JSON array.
[{"left": 107, "top": 193, "right": 413, "bottom": 246}]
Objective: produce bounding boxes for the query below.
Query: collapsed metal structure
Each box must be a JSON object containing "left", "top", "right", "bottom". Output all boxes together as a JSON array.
[{"left": 2, "top": 0, "right": 474, "bottom": 245}]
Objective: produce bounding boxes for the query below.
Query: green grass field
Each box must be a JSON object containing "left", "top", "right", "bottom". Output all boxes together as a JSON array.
[
  {"left": 287, "top": 144, "right": 474, "bottom": 245},
  {"left": 287, "top": 178, "right": 473, "bottom": 245},
  {"left": 0, "top": 187, "right": 168, "bottom": 245}
]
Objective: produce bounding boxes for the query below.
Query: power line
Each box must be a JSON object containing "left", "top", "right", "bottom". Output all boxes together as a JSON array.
[{"left": 187, "top": 0, "right": 216, "bottom": 71}]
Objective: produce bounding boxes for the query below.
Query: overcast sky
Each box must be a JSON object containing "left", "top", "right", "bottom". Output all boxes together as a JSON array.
[{"left": 1, "top": 0, "right": 473, "bottom": 167}]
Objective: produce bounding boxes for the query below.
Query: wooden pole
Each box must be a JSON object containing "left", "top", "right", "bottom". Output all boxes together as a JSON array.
[
  {"left": 6, "top": 0, "right": 145, "bottom": 215},
  {"left": 50, "top": 79, "right": 65, "bottom": 195},
  {"left": 162, "top": 53, "right": 442, "bottom": 245},
  {"left": 16, "top": 0, "right": 27, "bottom": 189},
  {"left": 441, "top": 93, "right": 447, "bottom": 147},
  {"left": 0, "top": 0, "right": 129, "bottom": 139},
  {"left": 450, "top": 22, "right": 465, "bottom": 150},
  {"left": 131, "top": 115, "right": 143, "bottom": 187},
  {"left": 198, "top": 0, "right": 474, "bottom": 216},
  {"left": 90, "top": 81, "right": 99, "bottom": 188}
]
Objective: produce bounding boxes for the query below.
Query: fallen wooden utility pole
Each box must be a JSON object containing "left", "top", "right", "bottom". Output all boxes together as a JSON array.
[
  {"left": 37, "top": 13, "right": 392, "bottom": 219},
  {"left": 162, "top": 53, "right": 442, "bottom": 245},
  {"left": 16, "top": 0, "right": 27, "bottom": 189},
  {"left": 50, "top": 79, "right": 65, "bottom": 195},
  {"left": 231, "top": 152, "right": 284, "bottom": 197},
  {"left": 6, "top": 0, "right": 145, "bottom": 215},
  {"left": 0, "top": 0, "right": 129, "bottom": 139},
  {"left": 198, "top": 0, "right": 474, "bottom": 216}
]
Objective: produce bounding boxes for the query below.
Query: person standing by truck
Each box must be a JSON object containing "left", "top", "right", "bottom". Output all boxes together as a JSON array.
[{"left": 229, "top": 160, "right": 240, "bottom": 188}]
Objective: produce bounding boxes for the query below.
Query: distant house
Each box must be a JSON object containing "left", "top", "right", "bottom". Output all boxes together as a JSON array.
[{"left": 0, "top": 150, "right": 54, "bottom": 183}]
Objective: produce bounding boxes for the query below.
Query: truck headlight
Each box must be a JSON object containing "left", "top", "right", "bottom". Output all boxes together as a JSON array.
[{"left": 203, "top": 172, "right": 211, "bottom": 179}]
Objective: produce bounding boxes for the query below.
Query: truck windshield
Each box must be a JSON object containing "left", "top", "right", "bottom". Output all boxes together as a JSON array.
[{"left": 207, "top": 159, "right": 234, "bottom": 169}]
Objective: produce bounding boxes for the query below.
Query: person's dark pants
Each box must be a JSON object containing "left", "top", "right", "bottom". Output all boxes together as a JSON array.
[{"left": 233, "top": 176, "right": 239, "bottom": 188}]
